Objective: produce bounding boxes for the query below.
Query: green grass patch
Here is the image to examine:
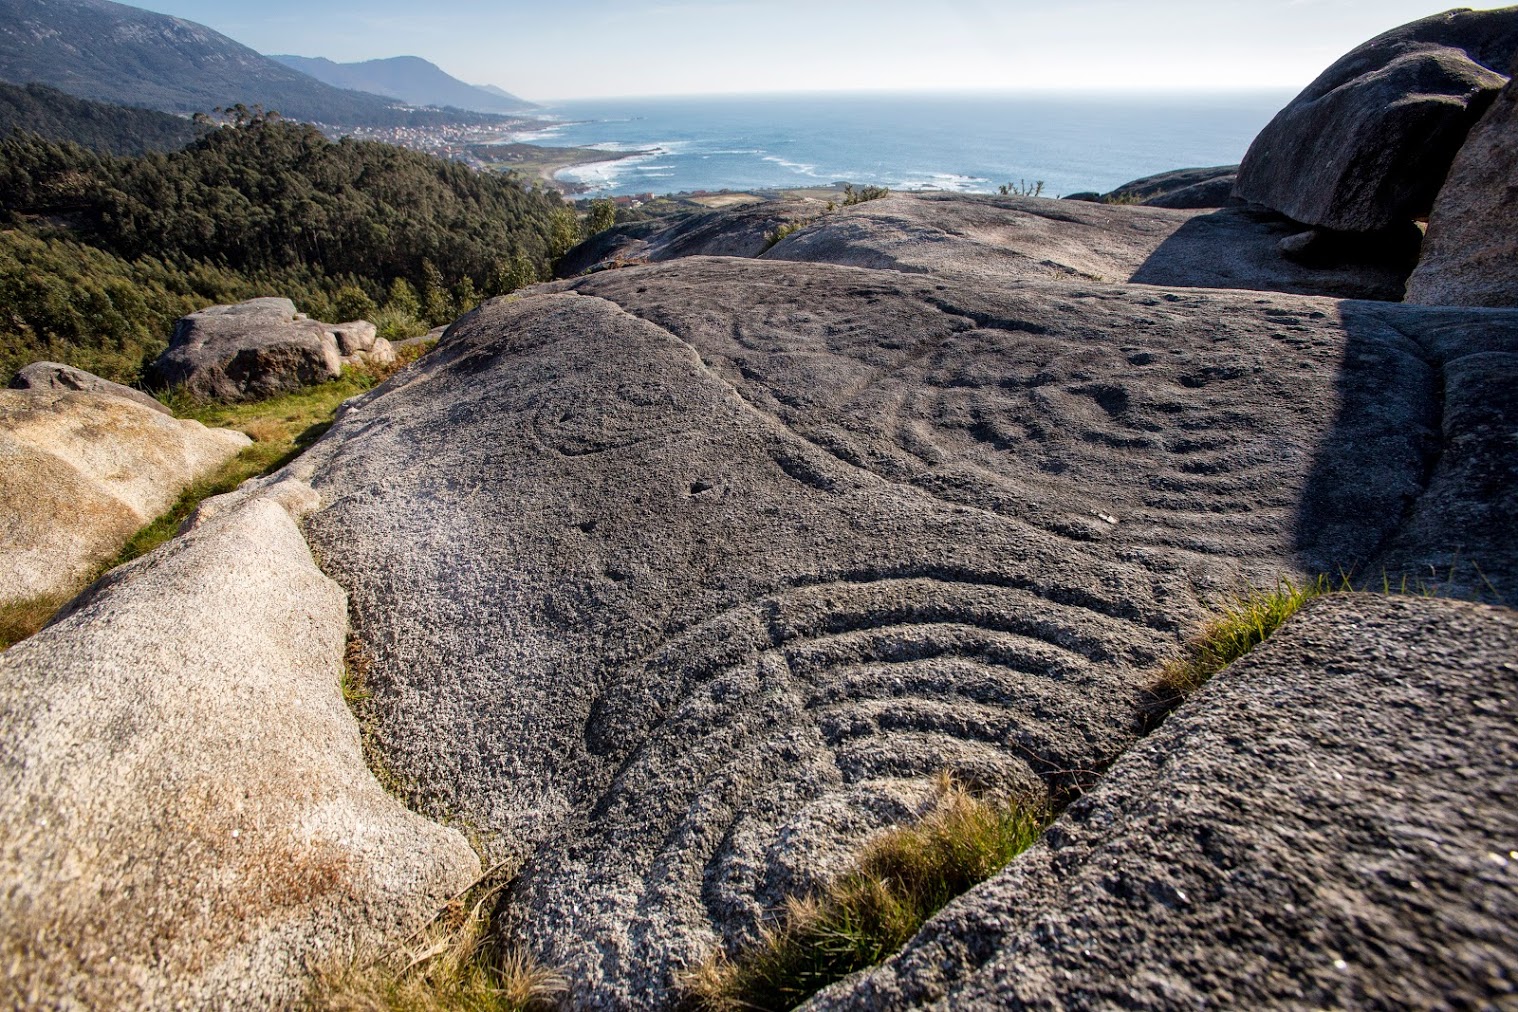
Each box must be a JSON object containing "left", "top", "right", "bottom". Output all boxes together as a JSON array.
[
  {"left": 1143, "top": 576, "right": 1333, "bottom": 721},
  {"left": 683, "top": 776, "right": 1049, "bottom": 1011},
  {"left": 113, "top": 368, "right": 386, "bottom": 567},
  {"left": 307, "top": 875, "right": 564, "bottom": 1012}
]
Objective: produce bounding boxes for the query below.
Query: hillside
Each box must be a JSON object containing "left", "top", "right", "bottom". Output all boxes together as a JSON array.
[
  {"left": 0, "top": 114, "right": 578, "bottom": 382},
  {"left": 0, "top": 81, "right": 202, "bottom": 154},
  {"left": 0, "top": 0, "right": 505, "bottom": 127},
  {"left": 271, "top": 54, "right": 535, "bottom": 115}
]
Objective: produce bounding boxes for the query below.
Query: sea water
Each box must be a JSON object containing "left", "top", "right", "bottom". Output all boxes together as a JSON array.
[{"left": 507, "top": 91, "right": 1292, "bottom": 198}]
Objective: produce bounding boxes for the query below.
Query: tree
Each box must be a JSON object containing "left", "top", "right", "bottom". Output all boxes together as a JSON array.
[
  {"left": 453, "top": 275, "right": 479, "bottom": 314},
  {"left": 421, "top": 259, "right": 454, "bottom": 325},
  {"left": 584, "top": 199, "right": 616, "bottom": 239},
  {"left": 332, "top": 283, "right": 376, "bottom": 322},
  {"left": 385, "top": 277, "right": 421, "bottom": 317},
  {"left": 548, "top": 206, "right": 580, "bottom": 259}
]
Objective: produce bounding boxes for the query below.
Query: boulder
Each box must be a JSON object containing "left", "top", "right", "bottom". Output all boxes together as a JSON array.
[
  {"left": 0, "top": 482, "right": 479, "bottom": 1008},
  {"left": 8, "top": 360, "right": 171, "bottom": 415},
  {"left": 1102, "top": 165, "right": 1241, "bottom": 209},
  {"left": 0, "top": 390, "right": 249, "bottom": 602},
  {"left": 560, "top": 201, "right": 832, "bottom": 278},
  {"left": 555, "top": 218, "right": 672, "bottom": 278},
  {"left": 326, "top": 319, "right": 379, "bottom": 356},
  {"left": 1405, "top": 70, "right": 1518, "bottom": 306},
  {"left": 810, "top": 594, "right": 1518, "bottom": 1010},
  {"left": 149, "top": 297, "right": 343, "bottom": 401},
  {"left": 1233, "top": 7, "right": 1518, "bottom": 232},
  {"left": 644, "top": 199, "right": 826, "bottom": 261},
  {"left": 291, "top": 249, "right": 1518, "bottom": 1006}
]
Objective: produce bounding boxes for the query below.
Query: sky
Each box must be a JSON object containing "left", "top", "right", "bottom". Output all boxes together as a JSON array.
[{"left": 139, "top": 0, "right": 1468, "bottom": 102}]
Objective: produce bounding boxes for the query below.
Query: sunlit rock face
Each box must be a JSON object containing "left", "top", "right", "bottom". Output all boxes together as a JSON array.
[{"left": 300, "top": 248, "right": 1514, "bottom": 1006}]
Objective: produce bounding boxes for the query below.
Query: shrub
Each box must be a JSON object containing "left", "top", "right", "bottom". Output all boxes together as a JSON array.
[
  {"left": 842, "top": 184, "right": 889, "bottom": 206},
  {"left": 760, "top": 220, "right": 808, "bottom": 253},
  {"left": 683, "top": 775, "right": 1048, "bottom": 1011},
  {"left": 583, "top": 199, "right": 617, "bottom": 239},
  {"left": 998, "top": 180, "right": 1044, "bottom": 198}
]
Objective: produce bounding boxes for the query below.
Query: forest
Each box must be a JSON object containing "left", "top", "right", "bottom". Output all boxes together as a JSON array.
[
  {"left": 0, "top": 82, "right": 205, "bottom": 156},
  {"left": 0, "top": 109, "right": 582, "bottom": 384}
]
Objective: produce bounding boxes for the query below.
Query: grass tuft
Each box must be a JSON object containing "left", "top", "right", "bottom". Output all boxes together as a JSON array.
[
  {"left": 1144, "top": 576, "right": 1333, "bottom": 720},
  {"left": 306, "top": 877, "right": 564, "bottom": 1012},
  {"left": 0, "top": 592, "right": 72, "bottom": 651},
  {"left": 683, "top": 775, "right": 1048, "bottom": 1011}
]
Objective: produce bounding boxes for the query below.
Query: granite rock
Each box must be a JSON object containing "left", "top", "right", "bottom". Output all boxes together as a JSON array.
[
  {"left": 293, "top": 252, "right": 1518, "bottom": 1006},
  {"left": 0, "top": 389, "right": 248, "bottom": 602},
  {"left": 149, "top": 297, "right": 344, "bottom": 401},
  {"left": 8, "top": 360, "right": 170, "bottom": 414},
  {"left": 809, "top": 594, "right": 1518, "bottom": 1010},
  {"left": 0, "top": 483, "right": 479, "bottom": 1009},
  {"left": 1234, "top": 7, "right": 1518, "bottom": 231},
  {"left": 1406, "top": 69, "right": 1518, "bottom": 306}
]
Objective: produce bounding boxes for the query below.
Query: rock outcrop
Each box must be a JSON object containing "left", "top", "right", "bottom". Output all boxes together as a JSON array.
[
  {"left": 294, "top": 251, "right": 1515, "bottom": 1006},
  {"left": 1069, "top": 165, "right": 1241, "bottom": 209},
  {"left": 764, "top": 193, "right": 1410, "bottom": 299},
  {"left": 8, "top": 360, "right": 170, "bottom": 414},
  {"left": 810, "top": 593, "right": 1518, "bottom": 1010},
  {"left": 1405, "top": 70, "right": 1518, "bottom": 306},
  {"left": 325, "top": 319, "right": 397, "bottom": 367},
  {"left": 1234, "top": 6, "right": 1518, "bottom": 232},
  {"left": 0, "top": 482, "right": 479, "bottom": 1008},
  {"left": 556, "top": 201, "right": 828, "bottom": 278},
  {"left": 149, "top": 297, "right": 389, "bottom": 401},
  {"left": 6, "top": 13, "right": 1517, "bottom": 1005},
  {"left": 0, "top": 389, "right": 248, "bottom": 602}
]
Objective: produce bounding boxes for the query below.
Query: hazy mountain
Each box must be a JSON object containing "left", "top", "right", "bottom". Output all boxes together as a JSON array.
[
  {"left": 0, "top": 0, "right": 498, "bottom": 127},
  {"left": 272, "top": 55, "right": 535, "bottom": 115},
  {"left": 0, "top": 81, "right": 203, "bottom": 154}
]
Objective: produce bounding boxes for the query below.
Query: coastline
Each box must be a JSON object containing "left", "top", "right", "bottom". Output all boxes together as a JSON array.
[{"left": 471, "top": 142, "right": 653, "bottom": 194}]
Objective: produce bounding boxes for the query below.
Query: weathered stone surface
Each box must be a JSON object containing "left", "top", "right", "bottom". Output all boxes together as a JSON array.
[
  {"left": 149, "top": 297, "right": 344, "bottom": 401},
  {"left": 293, "top": 250, "right": 1516, "bottom": 1007},
  {"left": 352, "top": 335, "right": 397, "bottom": 368},
  {"left": 556, "top": 218, "right": 673, "bottom": 278},
  {"left": 1104, "top": 165, "right": 1241, "bottom": 209},
  {"left": 327, "top": 319, "right": 378, "bottom": 356},
  {"left": 767, "top": 193, "right": 1409, "bottom": 299},
  {"left": 643, "top": 199, "right": 828, "bottom": 261},
  {"left": 1406, "top": 71, "right": 1518, "bottom": 306},
  {"left": 0, "top": 389, "right": 248, "bottom": 601},
  {"left": 1234, "top": 7, "right": 1518, "bottom": 232},
  {"left": 809, "top": 594, "right": 1518, "bottom": 1010},
  {"left": 1351, "top": 304, "right": 1518, "bottom": 601},
  {"left": 0, "top": 482, "right": 479, "bottom": 1009},
  {"left": 8, "top": 360, "right": 170, "bottom": 414}
]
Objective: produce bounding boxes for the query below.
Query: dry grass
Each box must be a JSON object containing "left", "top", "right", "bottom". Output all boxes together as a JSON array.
[
  {"left": 307, "top": 878, "right": 564, "bottom": 1012},
  {"left": 683, "top": 775, "right": 1048, "bottom": 1011},
  {"left": 0, "top": 591, "right": 71, "bottom": 651}
]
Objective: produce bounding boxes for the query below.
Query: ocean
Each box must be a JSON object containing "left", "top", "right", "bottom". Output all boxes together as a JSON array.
[{"left": 505, "top": 91, "right": 1292, "bottom": 198}]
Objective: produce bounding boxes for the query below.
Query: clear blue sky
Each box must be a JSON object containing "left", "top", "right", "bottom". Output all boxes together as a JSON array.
[{"left": 138, "top": 0, "right": 1470, "bottom": 102}]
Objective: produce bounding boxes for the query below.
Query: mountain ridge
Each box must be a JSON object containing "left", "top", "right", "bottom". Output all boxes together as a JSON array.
[
  {"left": 271, "top": 53, "right": 535, "bottom": 114},
  {"left": 0, "top": 0, "right": 507, "bottom": 127}
]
